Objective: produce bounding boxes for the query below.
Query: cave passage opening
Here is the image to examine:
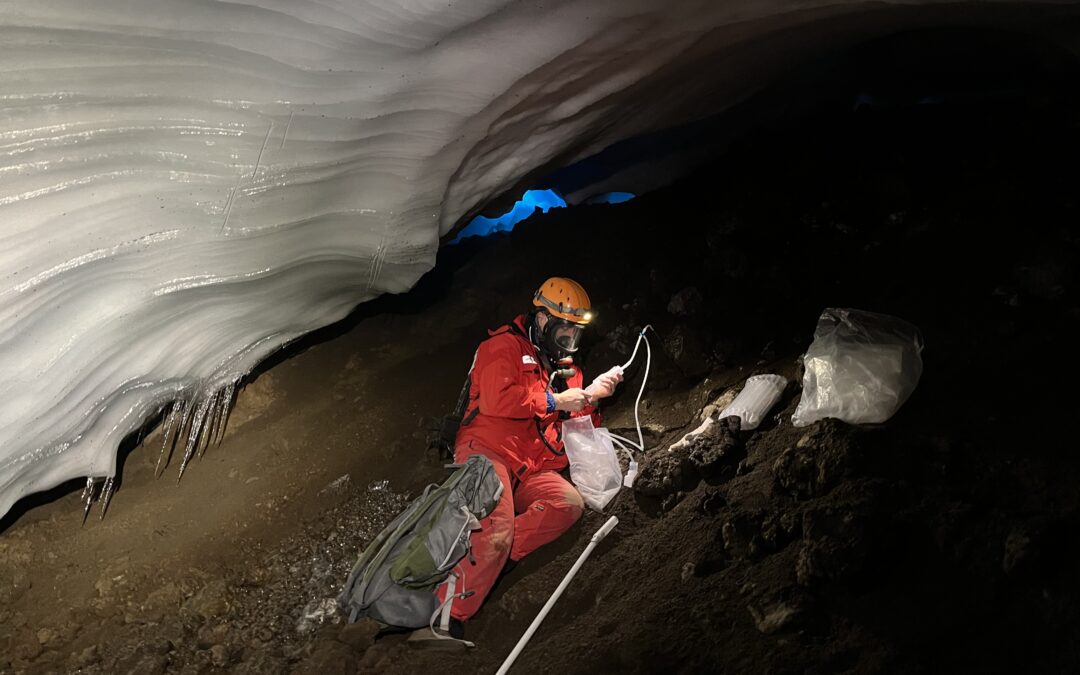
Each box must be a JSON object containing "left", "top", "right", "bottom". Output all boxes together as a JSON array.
[{"left": 448, "top": 188, "right": 638, "bottom": 245}]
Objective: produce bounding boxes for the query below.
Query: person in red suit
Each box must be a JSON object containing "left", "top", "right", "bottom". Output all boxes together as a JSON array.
[{"left": 415, "top": 277, "right": 623, "bottom": 646}]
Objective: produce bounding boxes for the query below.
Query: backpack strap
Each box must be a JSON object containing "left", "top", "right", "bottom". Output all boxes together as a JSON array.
[
  {"left": 459, "top": 320, "right": 524, "bottom": 428},
  {"left": 456, "top": 349, "right": 480, "bottom": 428},
  {"left": 457, "top": 320, "right": 565, "bottom": 457},
  {"left": 439, "top": 573, "right": 457, "bottom": 632}
]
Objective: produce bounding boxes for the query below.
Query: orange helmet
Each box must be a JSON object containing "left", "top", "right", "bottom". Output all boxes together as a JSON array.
[{"left": 532, "top": 277, "right": 593, "bottom": 325}]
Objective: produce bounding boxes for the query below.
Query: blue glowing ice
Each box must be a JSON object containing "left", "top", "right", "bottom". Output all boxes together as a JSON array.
[
  {"left": 586, "top": 192, "right": 636, "bottom": 205},
  {"left": 449, "top": 189, "right": 566, "bottom": 243}
]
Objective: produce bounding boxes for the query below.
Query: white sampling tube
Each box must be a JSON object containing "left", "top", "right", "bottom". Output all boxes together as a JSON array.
[
  {"left": 606, "top": 432, "right": 642, "bottom": 452},
  {"left": 577, "top": 325, "right": 653, "bottom": 489},
  {"left": 621, "top": 326, "right": 652, "bottom": 454},
  {"left": 603, "top": 432, "right": 635, "bottom": 463},
  {"left": 496, "top": 516, "right": 619, "bottom": 675},
  {"left": 618, "top": 325, "right": 651, "bottom": 372},
  {"left": 598, "top": 430, "right": 639, "bottom": 488}
]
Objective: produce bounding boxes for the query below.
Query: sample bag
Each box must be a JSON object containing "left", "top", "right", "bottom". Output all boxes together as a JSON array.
[
  {"left": 792, "top": 308, "right": 924, "bottom": 427},
  {"left": 337, "top": 454, "right": 503, "bottom": 629},
  {"left": 562, "top": 416, "right": 623, "bottom": 512},
  {"left": 718, "top": 374, "right": 788, "bottom": 430}
]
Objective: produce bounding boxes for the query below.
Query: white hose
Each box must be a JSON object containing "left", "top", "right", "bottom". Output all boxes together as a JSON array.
[
  {"left": 496, "top": 516, "right": 619, "bottom": 675},
  {"left": 599, "top": 430, "right": 635, "bottom": 463},
  {"left": 605, "top": 432, "right": 642, "bottom": 453},
  {"left": 618, "top": 326, "right": 652, "bottom": 454},
  {"left": 618, "top": 330, "right": 645, "bottom": 372}
]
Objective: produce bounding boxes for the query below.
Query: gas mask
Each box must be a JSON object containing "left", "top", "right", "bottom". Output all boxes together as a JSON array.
[{"left": 536, "top": 313, "right": 585, "bottom": 364}]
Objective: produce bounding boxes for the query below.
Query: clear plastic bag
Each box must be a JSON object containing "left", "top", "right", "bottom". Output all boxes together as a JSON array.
[
  {"left": 718, "top": 374, "right": 787, "bottom": 430},
  {"left": 792, "top": 308, "right": 924, "bottom": 427},
  {"left": 561, "top": 416, "right": 622, "bottom": 511}
]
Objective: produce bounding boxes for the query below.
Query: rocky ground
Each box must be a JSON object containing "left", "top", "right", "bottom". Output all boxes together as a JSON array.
[{"left": 2, "top": 76, "right": 1080, "bottom": 674}]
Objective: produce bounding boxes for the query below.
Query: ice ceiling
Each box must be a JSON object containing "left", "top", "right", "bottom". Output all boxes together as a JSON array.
[{"left": 1, "top": 0, "right": 1076, "bottom": 517}]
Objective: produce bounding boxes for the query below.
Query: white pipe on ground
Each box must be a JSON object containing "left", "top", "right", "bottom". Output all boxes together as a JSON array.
[{"left": 495, "top": 515, "right": 619, "bottom": 675}]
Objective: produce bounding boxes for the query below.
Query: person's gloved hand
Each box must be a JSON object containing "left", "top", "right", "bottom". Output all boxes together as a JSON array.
[
  {"left": 584, "top": 366, "right": 624, "bottom": 400},
  {"left": 554, "top": 388, "right": 591, "bottom": 412}
]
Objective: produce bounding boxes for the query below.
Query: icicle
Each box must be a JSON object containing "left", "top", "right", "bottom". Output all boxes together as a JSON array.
[
  {"left": 189, "top": 393, "right": 212, "bottom": 445},
  {"left": 177, "top": 395, "right": 212, "bottom": 481},
  {"left": 155, "top": 400, "right": 182, "bottom": 477},
  {"left": 215, "top": 379, "right": 238, "bottom": 446},
  {"left": 175, "top": 397, "right": 193, "bottom": 442},
  {"left": 81, "top": 477, "right": 96, "bottom": 524},
  {"left": 200, "top": 390, "right": 222, "bottom": 458},
  {"left": 209, "top": 388, "right": 226, "bottom": 447},
  {"left": 170, "top": 397, "right": 193, "bottom": 466},
  {"left": 99, "top": 476, "right": 116, "bottom": 519}
]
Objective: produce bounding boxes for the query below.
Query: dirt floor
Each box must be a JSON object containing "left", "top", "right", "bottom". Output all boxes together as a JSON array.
[{"left": 3, "top": 76, "right": 1080, "bottom": 675}]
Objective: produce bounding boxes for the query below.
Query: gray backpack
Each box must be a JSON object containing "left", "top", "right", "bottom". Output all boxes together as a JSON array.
[{"left": 337, "top": 454, "right": 503, "bottom": 629}]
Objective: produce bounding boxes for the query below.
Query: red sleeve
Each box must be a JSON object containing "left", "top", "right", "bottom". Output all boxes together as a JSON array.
[{"left": 475, "top": 336, "right": 549, "bottom": 419}]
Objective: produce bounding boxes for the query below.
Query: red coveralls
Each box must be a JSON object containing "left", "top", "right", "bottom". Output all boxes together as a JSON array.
[{"left": 441, "top": 314, "right": 598, "bottom": 621}]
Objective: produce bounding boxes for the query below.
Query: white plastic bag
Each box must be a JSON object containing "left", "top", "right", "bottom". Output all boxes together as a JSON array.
[
  {"left": 792, "top": 308, "right": 924, "bottom": 427},
  {"left": 561, "top": 416, "right": 622, "bottom": 511},
  {"left": 718, "top": 374, "right": 787, "bottom": 430}
]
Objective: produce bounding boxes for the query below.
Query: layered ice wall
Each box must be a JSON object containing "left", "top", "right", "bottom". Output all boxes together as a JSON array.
[{"left": 0, "top": 0, "right": 1072, "bottom": 517}]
